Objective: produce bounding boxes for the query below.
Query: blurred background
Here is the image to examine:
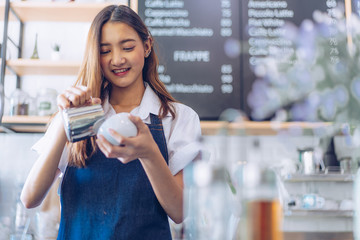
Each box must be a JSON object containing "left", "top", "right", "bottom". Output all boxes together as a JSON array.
[{"left": 2, "top": 0, "right": 360, "bottom": 239}]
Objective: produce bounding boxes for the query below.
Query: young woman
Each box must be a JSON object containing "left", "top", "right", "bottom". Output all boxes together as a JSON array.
[{"left": 21, "top": 5, "right": 201, "bottom": 239}]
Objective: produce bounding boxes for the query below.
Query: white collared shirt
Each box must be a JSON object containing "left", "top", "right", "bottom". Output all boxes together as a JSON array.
[{"left": 32, "top": 84, "right": 202, "bottom": 176}]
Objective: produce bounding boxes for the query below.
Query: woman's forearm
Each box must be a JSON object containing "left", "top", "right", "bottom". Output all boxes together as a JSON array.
[
  {"left": 139, "top": 149, "right": 184, "bottom": 224},
  {"left": 21, "top": 117, "right": 67, "bottom": 208}
]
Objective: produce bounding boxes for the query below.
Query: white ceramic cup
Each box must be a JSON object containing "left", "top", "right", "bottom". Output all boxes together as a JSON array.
[{"left": 98, "top": 113, "right": 138, "bottom": 145}]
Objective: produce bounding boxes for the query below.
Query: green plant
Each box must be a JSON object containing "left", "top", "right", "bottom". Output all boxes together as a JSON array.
[{"left": 52, "top": 43, "right": 60, "bottom": 52}]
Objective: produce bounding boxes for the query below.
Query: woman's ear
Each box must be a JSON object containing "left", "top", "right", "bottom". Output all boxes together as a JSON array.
[{"left": 144, "top": 37, "right": 153, "bottom": 56}]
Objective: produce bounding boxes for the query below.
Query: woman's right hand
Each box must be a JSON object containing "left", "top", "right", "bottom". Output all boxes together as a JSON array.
[{"left": 57, "top": 86, "right": 100, "bottom": 110}]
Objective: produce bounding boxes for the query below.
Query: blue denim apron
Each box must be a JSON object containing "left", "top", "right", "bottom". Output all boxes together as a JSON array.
[{"left": 57, "top": 114, "right": 172, "bottom": 240}]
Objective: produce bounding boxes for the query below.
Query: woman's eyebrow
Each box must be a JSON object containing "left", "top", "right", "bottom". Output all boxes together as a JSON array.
[
  {"left": 100, "top": 39, "right": 136, "bottom": 46},
  {"left": 120, "top": 38, "right": 136, "bottom": 44}
]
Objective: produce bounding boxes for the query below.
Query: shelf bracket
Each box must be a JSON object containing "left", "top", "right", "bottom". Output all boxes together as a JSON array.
[
  {"left": 0, "top": 125, "right": 16, "bottom": 134},
  {"left": 8, "top": 4, "right": 24, "bottom": 59},
  {"left": 8, "top": 36, "right": 20, "bottom": 50},
  {"left": 5, "top": 65, "right": 16, "bottom": 76},
  {"left": 9, "top": 5, "right": 21, "bottom": 22}
]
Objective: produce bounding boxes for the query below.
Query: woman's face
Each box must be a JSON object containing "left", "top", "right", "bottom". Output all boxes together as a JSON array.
[{"left": 99, "top": 22, "right": 150, "bottom": 90}]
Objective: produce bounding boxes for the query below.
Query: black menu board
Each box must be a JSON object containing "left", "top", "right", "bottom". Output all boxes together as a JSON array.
[
  {"left": 138, "top": 0, "right": 357, "bottom": 120},
  {"left": 138, "top": 0, "right": 241, "bottom": 120}
]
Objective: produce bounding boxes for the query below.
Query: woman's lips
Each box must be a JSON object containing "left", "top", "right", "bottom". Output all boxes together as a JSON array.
[{"left": 113, "top": 68, "right": 130, "bottom": 76}]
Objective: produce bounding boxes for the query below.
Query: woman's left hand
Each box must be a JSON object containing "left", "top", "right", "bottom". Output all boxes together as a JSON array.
[{"left": 96, "top": 115, "right": 159, "bottom": 163}]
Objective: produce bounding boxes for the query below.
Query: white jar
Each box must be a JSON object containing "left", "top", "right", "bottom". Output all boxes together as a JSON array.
[{"left": 36, "top": 88, "right": 57, "bottom": 116}]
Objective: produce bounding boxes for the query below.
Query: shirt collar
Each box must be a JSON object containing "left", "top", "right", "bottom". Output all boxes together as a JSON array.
[{"left": 102, "top": 83, "right": 169, "bottom": 120}]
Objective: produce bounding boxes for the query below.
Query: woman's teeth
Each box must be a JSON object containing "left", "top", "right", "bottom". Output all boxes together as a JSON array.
[{"left": 114, "top": 68, "right": 129, "bottom": 73}]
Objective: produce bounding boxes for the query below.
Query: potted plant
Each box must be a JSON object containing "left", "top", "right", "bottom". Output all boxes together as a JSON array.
[{"left": 51, "top": 43, "right": 61, "bottom": 61}]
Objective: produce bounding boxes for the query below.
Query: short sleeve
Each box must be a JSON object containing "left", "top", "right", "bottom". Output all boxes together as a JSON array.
[
  {"left": 166, "top": 104, "right": 202, "bottom": 175},
  {"left": 31, "top": 112, "right": 69, "bottom": 175}
]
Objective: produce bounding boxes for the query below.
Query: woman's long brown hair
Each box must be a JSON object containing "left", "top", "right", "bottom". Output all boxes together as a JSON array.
[{"left": 68, "top": 5, "right": 176, "bottom": 167}]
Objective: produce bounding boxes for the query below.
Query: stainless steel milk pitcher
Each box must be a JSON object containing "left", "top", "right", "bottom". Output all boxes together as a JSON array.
[{"left": 62, "top": 104, "right": 105, "bottom": 142}]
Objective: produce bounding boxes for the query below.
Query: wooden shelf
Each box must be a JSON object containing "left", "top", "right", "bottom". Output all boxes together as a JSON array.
[
  {"left": 1, "top": 2, "right": 124, "bottom": 22},
  {"left": 1, "top": 115, "right": 50, "bottom": 133},
  {"left": 201, "top": 121, "right": 332, "bottom": 136},
  {"left": 7, "top": 59, "right": 81, "bottom": 76},
  {"left": 2, "top": 115, "right": 50, "bottom": 124},
  {"left": 0, "top": 116, "right": 333, "bottom": 134}
]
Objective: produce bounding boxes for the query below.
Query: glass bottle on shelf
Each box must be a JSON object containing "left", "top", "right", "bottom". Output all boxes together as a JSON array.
[
  {"left": 183, "top": 136, "right": 231, "bottom": 240},
  {"left": 244, "top": 167, "right": 283, "bottom": 240},
  {"left": 242, "top": 139, "right": 283, "bottom": 240},
  {"left": 36, "top": 88, "right": 58, "bottom": 116},
  {"left": 10, "top": 183, "right": 33, "bottom": 240},
  {"left": 9, "top": 89, "right": 30, "bottom": 116}
]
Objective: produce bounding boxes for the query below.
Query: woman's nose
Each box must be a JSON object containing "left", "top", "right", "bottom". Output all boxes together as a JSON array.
[{"left": 111, "top": 53, "right": 125, "bottom": 66}]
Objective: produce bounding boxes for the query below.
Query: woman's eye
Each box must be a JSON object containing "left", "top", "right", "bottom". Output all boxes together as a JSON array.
[
  {"left": 100, "top": 50, "right": 110, "bottom": 55},
  {"left": 124, "top": 47, "right": 135, "bottom": 51}
]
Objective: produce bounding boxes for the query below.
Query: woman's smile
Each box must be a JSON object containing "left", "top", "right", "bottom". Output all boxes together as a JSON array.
[{"left": 112, "top": 67, "right": 131, "bottom": 76}]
